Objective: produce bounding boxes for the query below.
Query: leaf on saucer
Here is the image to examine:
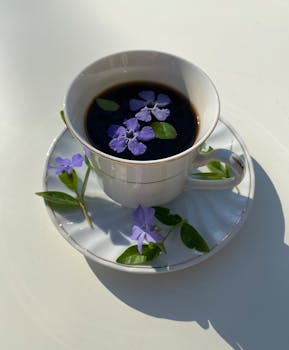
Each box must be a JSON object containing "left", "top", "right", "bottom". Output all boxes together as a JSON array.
[
  {"left": 116, "top": 244, "right": 161, "bottom": 265},
  {"left": 36, "top": 191, "right": 80, "bottom": 207},
  {"left": 154, "top": 242, "right": 167, "bottom": 254},
  {"left": 180, "top": 222, "right": 209, "bottom": 252},
  {"left": 191, "top": 172, "right": 227, "bottom": 180},
  {"left": 60, "top": 110, "right": 67, "bottom": 126},
  {"left": 151, "top": 122, "right": 177, "bottom": 139},
  {"left": 153, "top": 206, "right": 182, "bottom": 226},
  {"left": 225, "top": 163, "right": 231, "bottom": 178},
  {"left": 200, "top": 145, "right": 213, "bottom": 154},
  {"left": 200, "top": 144, "right": 231, "bottom": 178},
  {"left": 96, "top": 98, "right": 120, "bottom": 112},
  {"left": 59, "top": 170, "right": 78, "bottom": 191},
  {"left": 207, "top": 161, "right": 225, "bottom": 174}
]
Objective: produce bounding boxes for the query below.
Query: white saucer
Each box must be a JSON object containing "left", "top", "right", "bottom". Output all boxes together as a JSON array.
[{"left": 43, "top": 118, "right": 255, "bottom": 273}]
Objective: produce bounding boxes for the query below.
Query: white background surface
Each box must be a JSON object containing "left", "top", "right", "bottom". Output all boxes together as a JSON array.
[{"left": 1, "top": 1, "right": 289, "bottom": 349}]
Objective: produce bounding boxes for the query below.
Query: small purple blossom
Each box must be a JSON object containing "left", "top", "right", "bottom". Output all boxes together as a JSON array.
[
  {"left": 129, "top": 90, "right": 171, "bottom": 122},
  {"left": 130, "top": 205, "right": 163, "bottom": 254},
  {"left": 48, "top": 154, "right": 84, "bottom": 175},
  {"left": 108, "top": 118, "right": 155, "bottom": 156}
]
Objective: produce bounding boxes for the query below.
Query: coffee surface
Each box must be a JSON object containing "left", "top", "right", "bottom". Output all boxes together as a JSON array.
[{"left": 85, "top": 81, "right": 199, "bottom": 160}]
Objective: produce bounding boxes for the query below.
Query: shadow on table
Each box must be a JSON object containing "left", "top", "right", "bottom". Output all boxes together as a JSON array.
[{"left": 86, "top": 158, "right": 288, "bottom": 350}]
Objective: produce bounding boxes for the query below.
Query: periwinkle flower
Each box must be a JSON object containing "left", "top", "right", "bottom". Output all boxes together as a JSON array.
[
  {"left": 108, "top": 117, "right": 155, "bottom": 156},
  {"left": 130, "top": 205, "right": 163, "bottom": 254},
  {"left": 48, "top": 154, "right": 84, "bottom": 175},
  {"left": 129, "top": 90, "right": 171, "bottom": 122}
]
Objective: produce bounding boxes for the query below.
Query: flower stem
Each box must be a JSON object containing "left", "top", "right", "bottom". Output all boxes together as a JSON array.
[
  {"left": 74, "top": 163, "right": 93, "bottom": 228},
  {"left": 79, "top": 200, "right": 93, "bottom": 228},
  {"left": 162, "top": 221, "right": 184, "bottom": 243},
  {"left": 162, "top": 226, "right": 176, "bottom": 243},
  {"left": 80, "top": 163, "right": 92, "bottom": 200}
]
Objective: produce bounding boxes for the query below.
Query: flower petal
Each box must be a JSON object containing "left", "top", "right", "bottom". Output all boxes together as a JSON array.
[
  {"left": 137, "top": 126, "right": 155, "bottom": 141},
  {"left": 48, "top": 165, "right": 58, "bottom": 170},
  {"left": 116, "top": 126, "right": 126, "bottom": 137},
  {"left": 123, "top": 118, "right": 139, "bottom": 132},
  {"left": 137, "top": 231, "right": 146, "bottom": 254},
  {"left": 108, "top": 124, "right": 123, "bottom": 138},
  {"left": 129, "top": 99, "right": 145, "bottom": 111},
  {"left": 146, "top": 229, "right": 163, "bottom": 243},
  {"left": 109, "top": 136, "right": 127, "bottom": 153},
  {"left": 132, "top": 205, "right": 155, "bottom": 227},
  {"left": 156, "top": 93, "right": 171, "bottom": 107},
  {"left": 48, "top": 165, "right": 65, "bottom": 175},
  {"left": 71, "top": 154, "right": 84, "bottom": 167},
  {"left": 143, "top": 206, "right": 155, "bottom": 226},
  {"left": 55, "top": 157, "right": 71, "bottom": 166},
  {"left": 130, "top": 224, "right": 143, "bottom": 240},
  {"left": 55, "top": 167, "right": 66, "bottom": 175},
  {"left": 65, "top": 166, "right": 74, "bottom": 175},
  {"left": 132, "top": 205, "right": 145, "bottom": 227},
  {"left": 151, "top": 107, "right": 170, "bottom": 121},
  {"left": 135, "top": 107, "right": 152, "bottom": 122},
  {"left": 128, "top": 139, "right": 146, "bottom": 156},
  {"left": 138, "top": 90, "right": 155, "bottom": 102},
  {"left": 146, "top": 234, "right": 157, "bottom": 243}
]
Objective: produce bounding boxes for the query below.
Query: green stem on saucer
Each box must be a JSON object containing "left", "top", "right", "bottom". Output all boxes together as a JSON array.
[
  {"left": 79, "top": 200, "right": 93, "bottom": 228},
  {"left": 80, "top": 163, "right": 92, "bottom": 201},
  {"left": 74, "top": 163, "right": 93, "bottom": 228},
  {"left": 162, "top": 221, "right": 184, "bottom": 243}
]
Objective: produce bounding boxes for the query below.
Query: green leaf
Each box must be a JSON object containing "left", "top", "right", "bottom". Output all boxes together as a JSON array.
[
  {"left": 200, "top": 144, "right": 232, "bottom": 178},
  {"left": 153, "top": 206, "right": 182, "bottom": 226},
  {"left": 200, "top": 145, "right": 213, "bottom": 154},
  {"left": 155, "top": 242, "right": 167, "bottom": 254},
  {"left": 180, "top": 222, "right": 210, "bottom": 252},
  {"left": 95, "top": 98, "right": 120, "bottom": 112},
  {"left": 225, "top": 163, "right": 231, "bottom": 178},
  {"left": 153, "top": 206, "right": 170, "bottom": 216},
  {"left": 116, "top": 244, "right": 161, "bottom": 265},
  {"left": 60, "top": 110, "right": 67, "bottom": 126},
  {"left": 207, "top": 161, "right": 225, "bottom": 174},
  {"left": 191, "top": 172, "right": 227, "bottom": 179},
  {"left": 151, "top": 122, "right": 177, "bottom": 139},
  {"left": 58, "top": 170, "right": 78, "bottom": 191},
  {"left": 35, "top": 191, "right": 80, "bottom": 207}
]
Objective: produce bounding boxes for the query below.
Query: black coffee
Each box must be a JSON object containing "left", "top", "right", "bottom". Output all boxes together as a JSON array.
[{"left": 85, "top": 81, "right": 199, "bottom": 160}]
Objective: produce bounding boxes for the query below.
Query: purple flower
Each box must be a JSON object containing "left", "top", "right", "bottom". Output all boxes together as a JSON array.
[
  {"left": 130, "top": 205, "right": 163, "bottom": 254},
  {"left": 48, "top": 154, "right": 84, "bottom": 175},
  {"left": 108, "top": 118, "right": 155, "bottom": 156},
  {"left": 129, "top": 90, "right": 171, "bottom": 122}
]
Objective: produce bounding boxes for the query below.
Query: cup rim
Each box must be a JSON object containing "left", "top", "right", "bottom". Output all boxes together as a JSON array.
[{"left": 64, "top": 49, "right": 220, "bottom": 165}]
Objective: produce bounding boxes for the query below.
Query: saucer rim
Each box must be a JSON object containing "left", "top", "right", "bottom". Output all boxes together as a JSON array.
[{"left": 42, "top": 117, "right": 255, "bottom": 274}]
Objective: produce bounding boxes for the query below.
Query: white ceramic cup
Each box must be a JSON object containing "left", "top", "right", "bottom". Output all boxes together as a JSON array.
[{"left": 64, "top": 50, "right": 245, "bottom": 208}]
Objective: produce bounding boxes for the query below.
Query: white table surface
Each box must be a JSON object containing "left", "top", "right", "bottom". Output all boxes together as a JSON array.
[{"left": 1, "top": 1, "right": 289, "bottom": 349}]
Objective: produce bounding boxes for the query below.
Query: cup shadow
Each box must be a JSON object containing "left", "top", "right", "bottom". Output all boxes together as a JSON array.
[{"left": 85, "top": 158, "right": 289, "bottom": 349}]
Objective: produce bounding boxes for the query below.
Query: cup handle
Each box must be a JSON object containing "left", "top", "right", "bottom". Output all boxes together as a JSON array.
[{"left": 184, "top": 149, "right": 245, "bottom": 190}]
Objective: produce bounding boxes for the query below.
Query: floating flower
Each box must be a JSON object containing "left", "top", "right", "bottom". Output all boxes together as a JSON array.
[
  {"left": 130, "top": 205, "right": 163, "bottom": 254},
  {"left": 129, "top": 90, "right": 171, "bottom": 122},
  {"left": 108, "top": 117, "right": 155, "bottom": 156},
  {"left": 48, "top": 154, "right": 84, "bottom": 175}
]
